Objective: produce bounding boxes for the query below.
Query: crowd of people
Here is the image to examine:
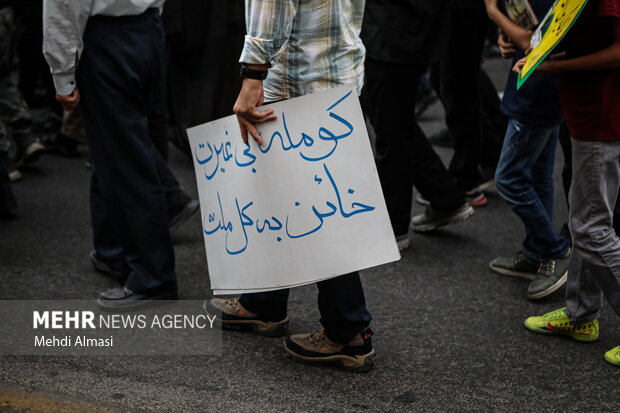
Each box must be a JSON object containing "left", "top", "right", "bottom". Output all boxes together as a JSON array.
[{"left": 1, "top": 0, "right": 619, "bottom": 373}]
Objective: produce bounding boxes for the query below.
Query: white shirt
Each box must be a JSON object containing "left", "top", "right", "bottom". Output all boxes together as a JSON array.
[{"left": 43, "top": 0, "right": 165, "bottom": 96}]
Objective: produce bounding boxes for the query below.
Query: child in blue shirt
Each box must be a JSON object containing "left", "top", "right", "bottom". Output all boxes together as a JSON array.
[{"left": 485, "top": 0, "right": 571, "bottom": 300}]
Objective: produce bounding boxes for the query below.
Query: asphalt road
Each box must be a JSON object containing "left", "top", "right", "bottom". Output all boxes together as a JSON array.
[{"left": 1, "top": 58, "right": 619, "bottom": 413}]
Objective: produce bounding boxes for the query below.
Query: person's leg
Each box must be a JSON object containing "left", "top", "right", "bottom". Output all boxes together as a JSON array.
[
  {"left": 431, "top": 8, "right": 488, "bottom": 191},
  {"left": 523, "top": 139, "right": 620, "bottom": 343},
  {"left": 478, "top": 69, "right": 505, "bottom": 172},
  {"left": 0, "top": 71, "right": 43, "bottom": 166},
  {"left": 0, "top": 152, "right": 17, "bottom": 219},
  {"left": 363, "top": 58, "right": 465, "bottom": 237},
  {"left": 78, "top": 13, "right": 176, "bottom": 295},
  {"left": 558, "top": 121, "right": 572, "bottom": 207},
  {"left": 149, "top": 65, "right": 198, "bottom": 231},
  {"left": 565, "top": 252, "right": 603, "bottom": 322},
  {"left": 568, "top": 139, "right": 620, "bottom": 318},
  {"left": 153, "top": 148, "right": 193, "bottom": 209},
  {"left": 0, "top": 109, "right": 10, "bottom": 167},
  {"left": 89, "top": 171, "right": 131, "bottom": 276},
  {"left": 495, "top": 120, "right": 569, "bottom": 262},
  {"left": 316, "top": 272, "right": 371, "bottom": 344},
  {"left": 531, "top": 129, "right": 557, "bottom": 220},
  {"left": 239, "top": 289, "right": 290, "bottom": 322},
  {"left": 284, "top": 272, "right": 375, "bottom": 372}
]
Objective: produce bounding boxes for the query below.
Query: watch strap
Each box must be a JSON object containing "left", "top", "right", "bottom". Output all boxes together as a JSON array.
[{"left": 240, "top": 64, "right": 268, "bottom": 80}]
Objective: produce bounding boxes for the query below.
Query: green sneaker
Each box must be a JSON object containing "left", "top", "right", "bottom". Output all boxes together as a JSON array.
[
  {"left": 524, "top": 307, "right": 599, "bottom": 342},
  {"left": 489, "top": 251, "right": 540, "bottom": 280},
  {"left": 527, "top": 252, "right": 570, "bottom": 300},
  {"left": 604, "top": 346, "right": 620, "bottom": 367}
]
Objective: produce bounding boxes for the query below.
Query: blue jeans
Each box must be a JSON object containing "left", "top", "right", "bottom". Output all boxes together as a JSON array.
[{"left": 495, "top": 119, "right": 570, "bottom": 261}]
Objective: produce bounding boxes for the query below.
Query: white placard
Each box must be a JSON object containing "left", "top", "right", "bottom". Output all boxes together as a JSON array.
[{"left": 187, "top": 87, "right": 400, "bottom": 295}]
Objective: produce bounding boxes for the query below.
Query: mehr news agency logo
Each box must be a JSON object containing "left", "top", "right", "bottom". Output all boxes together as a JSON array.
[{"left": 32, "top": 310, "right": 218, "bottom": 348}]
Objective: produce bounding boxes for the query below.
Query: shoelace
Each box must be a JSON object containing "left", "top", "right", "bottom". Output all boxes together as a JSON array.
[
  {"left": 225, "top": 298, "right": 241, "bottom": 313},
  {"left": 308, "top": 329, "right": 326, "bottom": 344},
  {"left": 539, "top": 260, "right": 556, "bottom": 273},
  {"left": 515, "top": 252, "right": 541, "bottom": 270},
  {"left": 514, "top": 252, "right": 532, "bottom": 266},
  {"left": 544, "top": 308, "right": 567, "bottom": 321}
]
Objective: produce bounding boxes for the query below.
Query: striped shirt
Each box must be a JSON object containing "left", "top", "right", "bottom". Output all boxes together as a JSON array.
[{"left": 240, "top": 0, "right": 366, "bottom": 102}]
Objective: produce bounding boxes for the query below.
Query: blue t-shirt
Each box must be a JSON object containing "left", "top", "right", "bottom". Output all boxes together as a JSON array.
[{"left": 500, "top": 0, "right": 563, "bottom": 128}]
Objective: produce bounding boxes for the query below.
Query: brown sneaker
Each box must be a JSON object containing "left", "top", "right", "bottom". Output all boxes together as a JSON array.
[
  {"left": 203, "top": 298, "right": 288, "bottom": 337},
  {"left": 284, "top": 328, "right": 375, "bottom": 373}
]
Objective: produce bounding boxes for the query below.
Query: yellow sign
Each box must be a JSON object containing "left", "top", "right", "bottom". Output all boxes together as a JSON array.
[{"left": 517, "top": 0, "right": 589, "bottom": 89}]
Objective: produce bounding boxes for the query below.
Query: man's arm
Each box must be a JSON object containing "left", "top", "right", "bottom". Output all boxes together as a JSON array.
[
  {"left": 233, "top": 0, "right": 299, "bottom": 145},
  {"left": 515, "top": 17, "right": 620, "bottom": 75},
  {"left": 240, "top": 0, "right": 299, "bottom": 67},
  {"left": 42, "top": 0, "right": 92, "bottom": 107},
  {"left": 484, "top": 0, "right": 534, "bottom": 51}
]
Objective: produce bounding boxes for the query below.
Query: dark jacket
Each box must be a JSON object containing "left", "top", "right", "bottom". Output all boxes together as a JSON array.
[{"left": 361, "top": 0, "right": 452, "bottom": 64}]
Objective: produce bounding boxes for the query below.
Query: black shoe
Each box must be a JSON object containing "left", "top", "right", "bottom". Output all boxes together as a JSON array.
[
  {"left": 489, "top": 251, "right": 540, "bottom": 280},
  {"left": 410, "top": 203, "right": 475, "bottom": 232},
  {"left": 90, "top": 250, "right": 129, "bottom": 283},
  {"left": 97, "top": 285, "right": 178, "bottom": 312},
  {"left": 169, "top": 199, "right": 200, "bottom": 233},
  {"left": 527, "top": 249, "right": 571, "bottom": 300}
]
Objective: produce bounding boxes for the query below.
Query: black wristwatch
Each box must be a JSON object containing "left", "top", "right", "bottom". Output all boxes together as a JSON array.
[{"left": 240, "top": 63, "right": 268, "bottom": 80}]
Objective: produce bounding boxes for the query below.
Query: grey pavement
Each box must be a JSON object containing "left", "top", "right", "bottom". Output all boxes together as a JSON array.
[{"left": 0, "top": 57, "right": 619, "bottom": 412}]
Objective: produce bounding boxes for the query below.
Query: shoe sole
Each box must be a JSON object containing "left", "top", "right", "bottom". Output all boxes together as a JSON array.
[
  {"left": 284, "top": 346, "right": 376, "bottom": 373},
  {"left": 488, "top": 263, "right": 536, "bottom": 280},
  {"left": 202, "top": 300, "right": 288, "bottom": 337},
  {"left": 169, "top": 200, "right": 200, "bottom": 233},
  {"left": 411, "top": 207, "right": 474, "bottom": 232},
  {"left": 527, "top": 271, "right": 568, "bottom": 300},
  {"left": 467, "top": 194, "right": 488, "bottom": 207},
  {"left": 523, "top": 321, "right": 599, "bottom": 343}
]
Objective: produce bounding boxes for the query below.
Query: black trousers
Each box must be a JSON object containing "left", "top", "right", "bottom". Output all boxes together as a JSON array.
[
  {"left": 363, "top": 57, "right": 465, "bottom": 236},
  {"left": 478, "top": 69, "right": 506, "bottom": 171},
  {"left": 239, "top": 271, "right": 371, "bottom": 344},
  {"left": 431, "top": 7, "right": 489, "bottom": 190},
  {"left": 77, "top": 11, "right": 176, "bottom": 293}
]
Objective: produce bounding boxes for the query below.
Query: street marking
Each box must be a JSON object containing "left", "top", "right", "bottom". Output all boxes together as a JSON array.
[{"left": 0, "top": 390, "right": 116, "bottom": 413}]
